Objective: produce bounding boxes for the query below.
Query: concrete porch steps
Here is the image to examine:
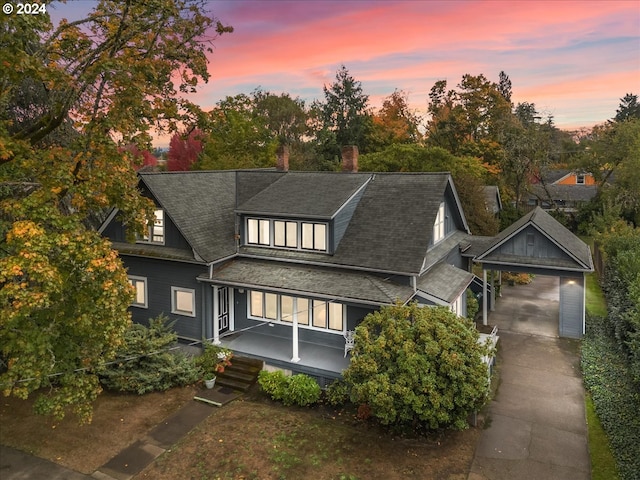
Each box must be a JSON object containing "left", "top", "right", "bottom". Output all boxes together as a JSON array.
[{"left": 215, "top": 355, "right": 262, "bottom": 392}]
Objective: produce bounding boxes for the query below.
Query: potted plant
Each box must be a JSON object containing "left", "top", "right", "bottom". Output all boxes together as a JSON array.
[{"left": 195, "top": 342, "right": 233, "bottom": 389}]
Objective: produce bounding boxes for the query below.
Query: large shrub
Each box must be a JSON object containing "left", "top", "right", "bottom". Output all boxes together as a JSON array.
[
  {"left": 98, "top": 315, "right": 199, "bottom": 394},
  {"left": 599, "top": 227, "right": 640, "bottom": 387},
  {"left": 582, "top": 314, "right": 640, "bottom": 480},
  {"left": 342, "top": 303, "right": 490, "bottom": 431}
]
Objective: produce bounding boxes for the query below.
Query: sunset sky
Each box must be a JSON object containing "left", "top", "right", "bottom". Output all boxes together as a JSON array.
[{"left": 52, "top": 0, "right": 639, "bottom": 138}]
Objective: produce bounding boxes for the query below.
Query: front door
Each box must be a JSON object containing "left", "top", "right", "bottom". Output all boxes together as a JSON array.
[{"left": 217, "top": 286, "right": 230, "bottom": 333}]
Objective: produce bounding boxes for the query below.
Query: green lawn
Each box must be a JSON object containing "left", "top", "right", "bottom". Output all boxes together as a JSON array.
[
  {"left": 584, "top": 269, "right": 619, "bottom": 479},
  {"left": 585, "top": 272, "right": 607, "bottom": 317},
  {"left": 585, "top": 394, "right": 620, "bottom": 480}
]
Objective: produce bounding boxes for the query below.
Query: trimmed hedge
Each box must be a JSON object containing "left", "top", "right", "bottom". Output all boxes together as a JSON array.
[
  {"left": 582, "top": 314, "right": 640, "bottom": 480},
  {"left": 258, "top": 370, "right": 321, "bottom": 407}
]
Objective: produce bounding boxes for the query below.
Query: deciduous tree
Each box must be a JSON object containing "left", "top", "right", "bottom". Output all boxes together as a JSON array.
[{"left": 0, "top": 0, "right": 231, "bottom": 421}]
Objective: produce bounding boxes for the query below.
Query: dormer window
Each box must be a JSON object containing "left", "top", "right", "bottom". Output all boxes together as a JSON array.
[
  {"left": 576, "top": 174, "right": 585, "bottom": 184},
  {"left": 274, "top": 220, "right": 298, "bottom": 248},
  {"left": 245, "top": 217, "right": 328, "bottom": 252},
  {"left": 433, "top": 202, "right": 445, "bottom": 244},
  {"left": 302, "top": 222, "right": 326, "bottom": 251},
  {"left": 138, "top": 209, "right": 164, "bottom": 244},
  {"left": 247, "top": 218, "right": 270, "bottom": 245}
]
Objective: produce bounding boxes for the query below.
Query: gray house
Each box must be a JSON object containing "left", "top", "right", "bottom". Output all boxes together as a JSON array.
[
  {"left": 100, "top": 154, "right": 476, "bottom": 385},
  {"left": 101, "top": 152, "right": 593, "bottom": 385}
]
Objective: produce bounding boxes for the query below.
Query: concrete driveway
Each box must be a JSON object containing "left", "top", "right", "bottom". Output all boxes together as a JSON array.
[{"left": 469, "top": 276, "right": 590, "bottom": 480}]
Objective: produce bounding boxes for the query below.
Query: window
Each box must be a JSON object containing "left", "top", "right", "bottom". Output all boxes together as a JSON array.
[
  {"left": 248, "top": 291, "right": 342, "bottom": 332},
  {"left": 576, "top": 174, "right": 585, "bottom": 184},
  {"left": 245, "top": 217, "right": 328, "bottom": 252},
  {"left": 128, "top": 276, "right": 147, "bottom": 308},
  {"left": 433, "top": 202, "right": 445, "bottom": 244},
  {"left": 171, "top": 287, "right": 195, "bottom": 317},
  {"left": 247, "top": 218, "right": 270, "bottom": 245},
  {"left": 301, "top": 222, "right": 326, "bottom": 251},
  {"left": 139, "top": 209, "right": 165, "bottom": 244},
  {"left": 526, "top": 233, "right": 535, "bottom": 246},
  {"left": 274, "top": 221, "right": 298, "bottom": 248}
]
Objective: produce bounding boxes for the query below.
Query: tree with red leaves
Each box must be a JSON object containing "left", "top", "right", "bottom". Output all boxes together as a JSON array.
[
  {"left": 122, "top": 144, "right": 158, "bottom": 171},
  {"left": 167, "top": 129, "right": 203, "bottom": 171}
]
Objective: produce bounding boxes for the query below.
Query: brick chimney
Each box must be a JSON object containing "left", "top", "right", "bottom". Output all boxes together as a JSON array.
[
  {"left": 341, "top": 145, "right": 358, "bottom": 173},
  {"left": 276, "top": 144, "right": 289, "bottom": 172}
]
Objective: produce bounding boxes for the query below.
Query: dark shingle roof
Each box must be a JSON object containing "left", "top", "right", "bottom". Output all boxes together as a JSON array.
[
  {"left": 330, "top": 173, "right": 452, "bottom": 273},
  {"left": 205, "top": 259, "right": 414, "bottom": 305},
  {"left": 476, "top": 207, "right": 593, "bottom": 271},
  {"left": 132, "top": 171, "right": 460, "bottom": 274},
  {"left": 139, "top": 171, "right": 237, "bottom": 263},
  {"left": 236, "top": 172, "right": 371, "bottom": 218},
  {"left": 417, "top": 262, "right": 474, "bottom": 304},
  {"left": 529, "top": 184, "right": 598, "bottom": 203}
]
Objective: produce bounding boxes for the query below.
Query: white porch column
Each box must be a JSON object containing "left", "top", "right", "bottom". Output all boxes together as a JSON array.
[
  {"left": 212, "top": 285, "right": 221, "bottom": 345},
  {"left": 229, "top": 288, "right": 235, "bottom": 331},
  {"left": 291, "top": 299, "right": 300, "bottom": 363},
  {"left": 482, "top": 268, "right": 488, "bottom": 325},
  {"left": 498, "top": 270, "right": 502, "bottom": 297},
  {"left": 490, "top": 270, "right": 496, "bottom": 311}
]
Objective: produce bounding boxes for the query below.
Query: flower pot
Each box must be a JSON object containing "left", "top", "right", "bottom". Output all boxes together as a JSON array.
[{"left": 205, "top": 377, "right": 216, "bottom": 389}]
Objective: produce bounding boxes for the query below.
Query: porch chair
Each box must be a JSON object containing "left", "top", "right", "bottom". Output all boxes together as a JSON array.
[{"left": 344, "top": 330, "right": 355, "bottom": 357}]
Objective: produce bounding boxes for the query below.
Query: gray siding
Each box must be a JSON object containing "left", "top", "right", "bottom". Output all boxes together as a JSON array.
[
  {"left": 559, "top": 275, "right": 584, "bottom": 338},
  {"left": 333, "top": 185, "right": 367, "bottom": 250},
  {"left": 497, "top": 226, "right": 568, "bottom": 261},
  {"left": 123, "top": 256, "right": 207, "bottom": 340},
  {"left": 103, "top": 210, "right": 191, "bottom": 251}
]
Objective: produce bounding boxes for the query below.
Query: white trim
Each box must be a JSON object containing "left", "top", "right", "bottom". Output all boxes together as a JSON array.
[
  {"left": 247, "top": 291, "right": 345, "bottom": 334},
  {"left": 171, "top": 286, "right": 196, "bottom": 317},
  {"left": 128, "top": 275, "right": 148, "bottom": 308}
]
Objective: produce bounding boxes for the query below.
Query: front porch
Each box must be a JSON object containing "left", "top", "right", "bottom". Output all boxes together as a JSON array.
[{"left": 217, "top": 326, "right": 351, "bottom": 386}]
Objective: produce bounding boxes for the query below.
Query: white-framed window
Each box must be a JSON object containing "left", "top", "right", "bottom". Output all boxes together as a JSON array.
[
  {"left": 139, "top": 209, "right": 165, "bottom": 244},
  {"left": 433, "top": 202, "right": 446, "bottom": 244},
  {"left": 248, "top": 291, "right": 343, "bottom": 332},
  {"left": 274, "top": 220, "right": 298, "bottom": 248},
  {"left": 247, "top": 218, "right": 270, "bottom": 245},
  {"left": 451, "top": 292, "right": 463, "bottom": 317},
  {"left": 128, "top": 275, "right": 148, "bottom": 308},
  {"left": 576, "top": 174, "right": 585, "bottom": 184},
  {"left": 245, "top": 217, "right": 328, "bottom": 252},
  {"left": 301, "top": 222, "right": 327, "bottom": 251},
  {"left": 171, "top": 286, "right": 196, "bottom": 317}
]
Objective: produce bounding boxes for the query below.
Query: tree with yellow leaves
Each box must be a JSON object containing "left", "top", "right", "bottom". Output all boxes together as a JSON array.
[{"left": 0, "top": 0, "right": 231, "bottom": 421}]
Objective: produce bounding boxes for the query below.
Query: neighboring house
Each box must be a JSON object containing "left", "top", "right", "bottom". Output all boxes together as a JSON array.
[
  {"left": 526, "top": 169, "right": 597, "bottom": 213},
  {"left": 100, "top": 149, "right": 476, "bottom": 385},
  {"left": 483, "top": 186, "right": 502, "bottom": 216}
]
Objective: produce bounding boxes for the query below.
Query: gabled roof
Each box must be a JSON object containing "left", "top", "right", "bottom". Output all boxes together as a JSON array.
[
  {"left": 109, "top": 170, "right": 468, "bottom": 274},
  {"left": 236, "top": 172, "right": 371, "bottom": 218},
  {"left": 139, "top": 171, "right": 237, "bottom": 263},
  {"left": 476, "top": 207, "right": 593, "bottom": 271},
  {"left": 329, "top": 173, "right": 466, "bottom": 274}
]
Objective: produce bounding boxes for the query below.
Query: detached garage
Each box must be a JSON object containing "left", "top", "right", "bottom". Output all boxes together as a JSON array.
[{"left": 474, "top": 207, "right": 594, "bottom": 339}]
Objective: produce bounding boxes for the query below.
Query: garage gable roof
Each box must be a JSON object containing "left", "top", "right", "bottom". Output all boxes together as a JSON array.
[{"left": 476, "top": 207, "right": 593, "bottom": 271}]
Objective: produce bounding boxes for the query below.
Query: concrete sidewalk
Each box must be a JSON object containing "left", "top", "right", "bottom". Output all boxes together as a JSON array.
[{"left": 469, "top": 276, "right": 590, "bottom": 480}]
